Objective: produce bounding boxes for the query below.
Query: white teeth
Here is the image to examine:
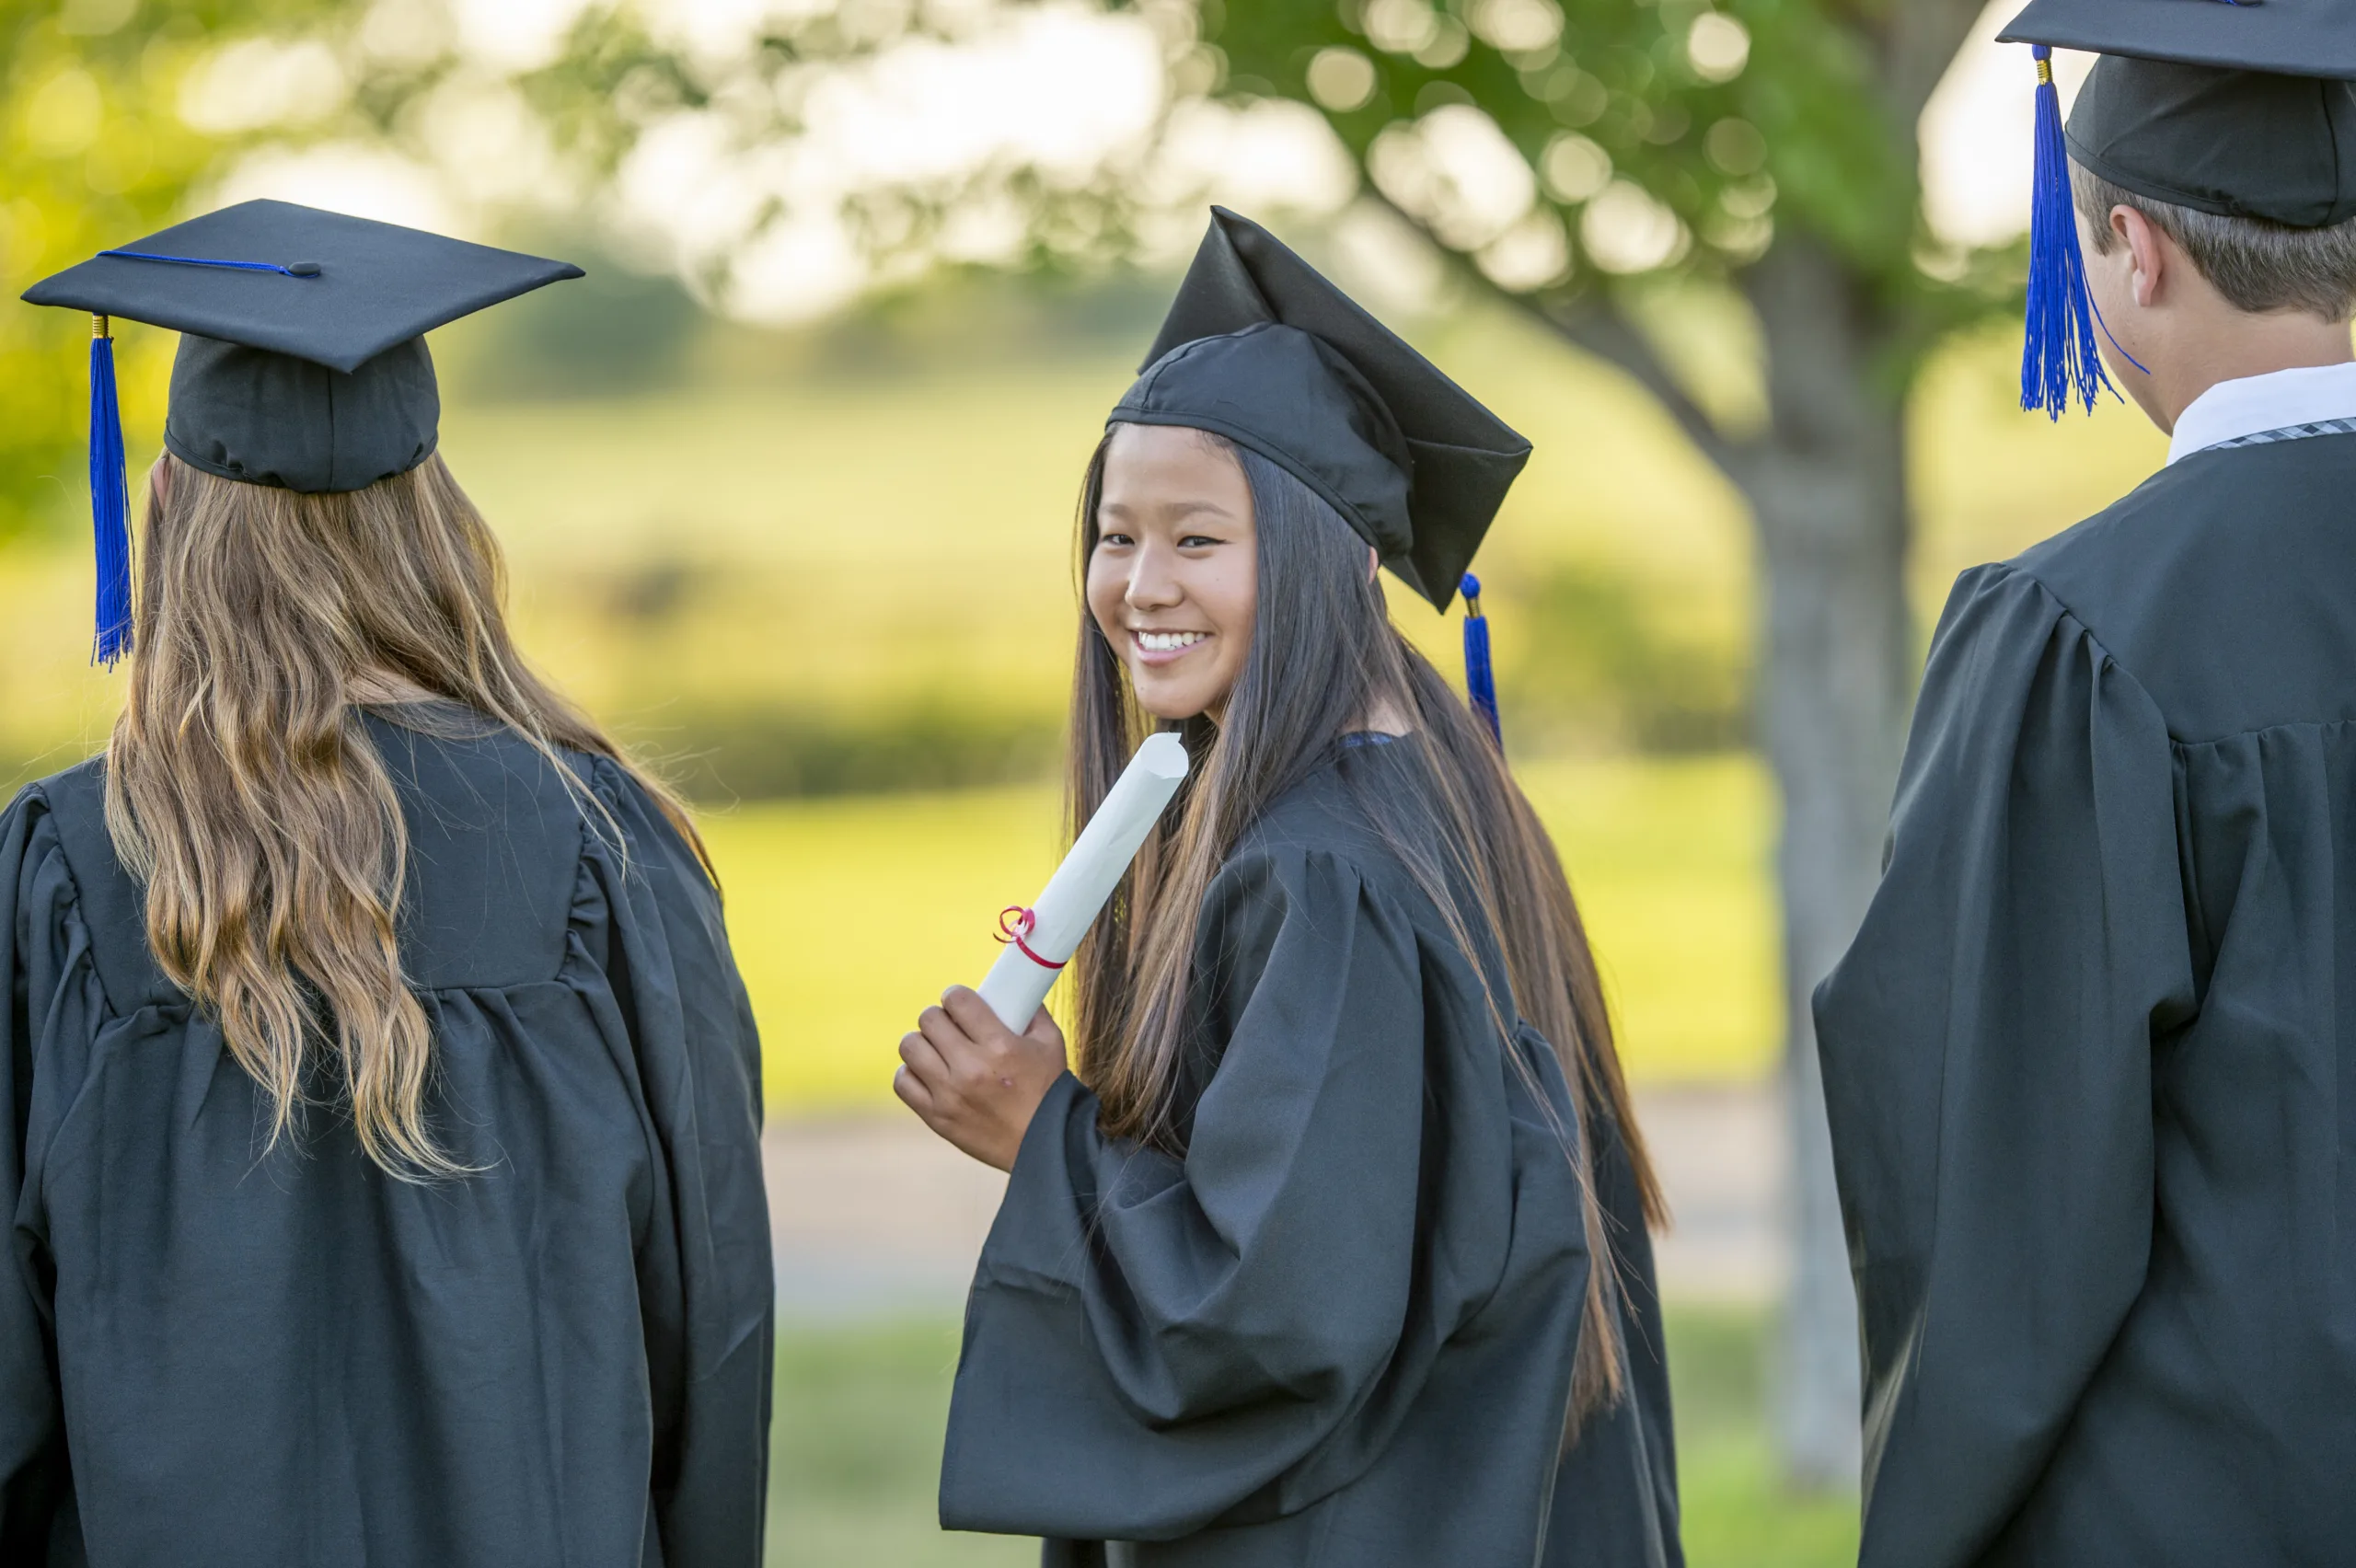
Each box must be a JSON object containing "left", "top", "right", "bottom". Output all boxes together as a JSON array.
[{"left": 1136, "top": 630, "right": 1207, "bottom": 652}]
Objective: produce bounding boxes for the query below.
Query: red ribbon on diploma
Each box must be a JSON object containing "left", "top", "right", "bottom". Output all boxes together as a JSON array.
[{"left": 994, "top": 905, "right": 1067, "bottom": 971}]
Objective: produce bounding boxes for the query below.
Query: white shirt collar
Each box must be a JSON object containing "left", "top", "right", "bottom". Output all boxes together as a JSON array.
[{"left": 2166, "top": 361, "right": 2356, "bottom": 465}]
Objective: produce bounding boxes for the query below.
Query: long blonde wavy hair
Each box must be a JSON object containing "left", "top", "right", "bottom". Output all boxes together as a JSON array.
[{"left": 105, "top": 451, "right": 702, "bottom": 1180}]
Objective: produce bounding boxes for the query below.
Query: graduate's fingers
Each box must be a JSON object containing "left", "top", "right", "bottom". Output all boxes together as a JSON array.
[
  {"left": 898, "top": 1029, "right": 953, "bottom": 1095},
  {"left": 940, "top": 986, "right": 1015, "bottom": 1046},
  {"left": 939, "top": 988, "right": 1065, "bottom": 1075},
  {"left": 891, "top": 1063, "right": 937, "bottom": 1117},
  {"left": 916, "top": 1002, "right": 978, "bottom": 1062},
  {"left": 1022, "top": 1006, "right": 1068, "bottom": 1055}
]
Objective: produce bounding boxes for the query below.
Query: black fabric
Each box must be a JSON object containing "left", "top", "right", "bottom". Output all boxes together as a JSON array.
[
  {"left": 2000, "top": 0, "right": 2356, "bottom": 229},
  {"left": 1815, "top": 432, "right": 2356, "bottom": 1566},
  {"left": 2002, "top": 0, "right": 2356, "bottom": 81},
  {"left": 20, "top": 200, "right": 580, "bottom": 493},
  {"left": 164, "top": 333, "right": 441, "bottom": 493},
  {"left": 20, "top": 201, "right": 583, "bottom": 374},
  {"left": 941, "top": 739, "right": 1680, "bottom": 1567},
  {"left": 2067, "top": 55, "right": 2356, "bottom": 227},
  {"left": 1111, "top": 209, "right": 1530, "bottom": 612},
  {"left": 0, "top": 713, "right": 772, "bottom": 1566}
]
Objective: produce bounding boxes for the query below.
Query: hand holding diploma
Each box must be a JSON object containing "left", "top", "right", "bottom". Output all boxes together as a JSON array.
[
  {"left": 895, "top": 732, "right": 1191, "bottom": 1170},
  {"left": 895, "top": 990, "right": 1068, "bottom": 1172}
]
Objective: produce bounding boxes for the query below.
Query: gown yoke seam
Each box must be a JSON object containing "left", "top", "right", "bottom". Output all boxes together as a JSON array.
[
  {"left": 18, "top": 782, "right": 121, "bottom": 1026},
  {"left": 1974, "top": 560, "right": 2171, "bottom": 745},
  {"left": 2165, "top": 712, "right": 2356, "bottom": 752}
]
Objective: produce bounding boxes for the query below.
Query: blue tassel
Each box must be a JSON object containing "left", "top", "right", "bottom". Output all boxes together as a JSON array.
[
  {"left": 87, "top": 317, "right": 133, "bottom": 666},
  {"left": 1461, "top": 572, "right": 1500, "bottom": 745},
  {"left": 2020, "top": 44, "right": 2118, "bottom": 419}
]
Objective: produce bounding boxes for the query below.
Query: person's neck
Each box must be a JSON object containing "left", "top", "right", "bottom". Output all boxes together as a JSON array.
[
  {"left": 350, "top": 667, "right": 441, "bottom": 707},
  {"left": 2147, "top": 313, "right": 2355, "bottom": 434},
  {"left": 1355, "top": 695, "right": 1414, "bottom": 737}
]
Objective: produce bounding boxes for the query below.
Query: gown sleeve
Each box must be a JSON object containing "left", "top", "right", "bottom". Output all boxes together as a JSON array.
[
  {"left": 574, "top": 762, "right": 773, "bottom": 1566},
  {"left": 0, "top": 790, "right": 88, "bottom": 1557},
  {"left": 1813, "top": 563, "right": 2196, "bottom": 1568},
  {"left": 939, "top": 843, "right": 1433, "bottom": 1544}
]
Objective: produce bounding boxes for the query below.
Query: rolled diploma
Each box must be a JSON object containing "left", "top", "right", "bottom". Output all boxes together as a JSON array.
[{"left": 976, "top": 731, "right": 1190, "bottom": 1032}]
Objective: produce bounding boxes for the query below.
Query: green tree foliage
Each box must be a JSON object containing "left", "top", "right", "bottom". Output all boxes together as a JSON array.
[
  {"left": 0, "top": 0, "right": 350, "bottom": 544},
  {"left": 1208, "top": 0, "right": 2012, "bottom": 395},
  {"left": 1226, "top": 0, "right": 1889, "bottom": 263},
  {"left": 510, "top": 2, "right": 1178, "bottom": 306}
]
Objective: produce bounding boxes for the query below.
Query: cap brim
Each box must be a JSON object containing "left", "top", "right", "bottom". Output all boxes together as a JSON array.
[
  {"left": 20, "top": 199, "right": 583, "bottom": 374},
  {"left": 1999, "top": 0, "right": 2356, "bottom": 80}
]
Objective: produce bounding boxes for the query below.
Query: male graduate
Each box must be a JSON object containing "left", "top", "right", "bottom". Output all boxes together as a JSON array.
[{"left": 1812, "top": 3, "right": 2356, "bottom": 1564}]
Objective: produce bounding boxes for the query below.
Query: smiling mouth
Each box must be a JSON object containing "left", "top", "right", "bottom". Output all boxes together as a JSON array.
[{"left": 1131, "top": 629, "right": 1208, "bottom": 654}]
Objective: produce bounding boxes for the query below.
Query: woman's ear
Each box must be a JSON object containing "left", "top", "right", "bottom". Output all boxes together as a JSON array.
[{"left": 1366, "top": 546, "right": 1379, "bottom": 582}]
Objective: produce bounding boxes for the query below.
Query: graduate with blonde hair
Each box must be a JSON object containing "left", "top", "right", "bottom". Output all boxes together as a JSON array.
[{"left": 5, "top": 202, "right": 772, "bottom": 1566}]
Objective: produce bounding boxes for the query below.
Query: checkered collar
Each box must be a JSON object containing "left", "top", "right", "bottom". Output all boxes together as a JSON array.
[{"left": 2169, "top": 361, "right": 2356, "bottom": 466}]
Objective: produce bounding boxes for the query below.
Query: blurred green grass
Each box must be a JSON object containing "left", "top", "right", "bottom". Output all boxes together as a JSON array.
[
  {"left": 0, "top": 316, "right": 2169, "bottom": 799},
  {"left": 0, "top": 311, "right": 2173, "bottom": 1111},
  {"left": 704, "top": 752, "right": 1777, "bottom": 1107},
  {"left": 766, "top": 1307, "right": 1859, "bottom": 1568}
]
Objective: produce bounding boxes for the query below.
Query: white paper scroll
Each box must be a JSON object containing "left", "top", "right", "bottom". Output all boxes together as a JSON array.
[{"left": 976, "top": 731, "right": 1190, "bottom": 1032}]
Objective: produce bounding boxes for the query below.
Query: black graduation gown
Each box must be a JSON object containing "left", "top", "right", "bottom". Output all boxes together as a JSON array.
[
  {"left": 1815, "top": 432, "right": 2356, "bottom": 1567},
  {"left": 0, "top": 713, "right": 773, "bottom": 1567},
  {"left": 941, "top": 738, "right": 1680, "bottom": 1567}
]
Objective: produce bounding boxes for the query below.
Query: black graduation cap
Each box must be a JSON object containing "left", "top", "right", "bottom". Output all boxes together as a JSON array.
[
  {"left": 2003, "top": 0, "right": 2356, "bottom": 226},
  {"left": 20, "top": 200, "right": 581, "bottom": 662},
  {"left": 2001, "top": 0, "right": 2356, "bottom": 417},
  {"left": 1109, "top": 208, "right": 1530, "bottom": 615}
]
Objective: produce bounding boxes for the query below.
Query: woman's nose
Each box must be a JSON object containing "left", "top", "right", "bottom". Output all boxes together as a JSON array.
[{"left": 1124, "top": 545, "right": 1182, "bottom": 610}]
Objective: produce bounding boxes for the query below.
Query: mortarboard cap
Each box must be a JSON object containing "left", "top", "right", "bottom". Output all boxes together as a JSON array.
[
  {"left": 1999, "top": 0, "right": 2356, "bottom": 418},
  {"left": 26, "top": 199, "right": 583, "bottom": 493},
  {"left": 21, "top": 200, "right": 582, "bottom": 663},
  {"left": 1108, "top": 208, "right": 1530, "bottom": 613},
  {"left": 2002, "top": 0, "right": 2356, "bottom": 228}
]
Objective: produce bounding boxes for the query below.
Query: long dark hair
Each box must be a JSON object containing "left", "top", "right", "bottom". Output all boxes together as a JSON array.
[{"left": 1062, "top": 429, "right": 1667, "bottom": 1420}]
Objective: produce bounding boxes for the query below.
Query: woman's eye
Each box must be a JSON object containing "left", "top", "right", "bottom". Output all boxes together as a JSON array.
[
  {"left": 1098, "top": 532, "right": 1134, "bottom": 548},
  {"left": 1178, "top": 534, "right": 1222, "bottom": 549}
]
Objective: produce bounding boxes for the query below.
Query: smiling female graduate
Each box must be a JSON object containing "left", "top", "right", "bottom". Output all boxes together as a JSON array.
[
  {"left": 893, "top": 209, "right": 1681, "bottom": 1568},
  {"left": 2, "top": 202, "right": 771, "bottom": 1566}
]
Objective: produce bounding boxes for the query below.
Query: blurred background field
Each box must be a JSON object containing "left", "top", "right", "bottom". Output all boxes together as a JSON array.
[
  {"left": 0, "top": 300, "right": 2168, "bottom": 811},
  {"left": 0, "top": 293, "right": 2168, "bottom": 1103},
  {"left": 711, "top": 751, "right": 1776, "bottom": 1105}
]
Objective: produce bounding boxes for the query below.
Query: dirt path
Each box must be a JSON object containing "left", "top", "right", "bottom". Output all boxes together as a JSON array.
[{"left": 766, "top": 1083, "right": 1783, "bottom": 1317}]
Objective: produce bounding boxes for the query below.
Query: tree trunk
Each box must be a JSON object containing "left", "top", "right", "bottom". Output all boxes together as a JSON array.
[
  {"left": 1420, "top": 200, "right": 1934, "bottom": 1494},
  {"left": 1737, "top": 234, "right": 1916, "bottom": 1491}
]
